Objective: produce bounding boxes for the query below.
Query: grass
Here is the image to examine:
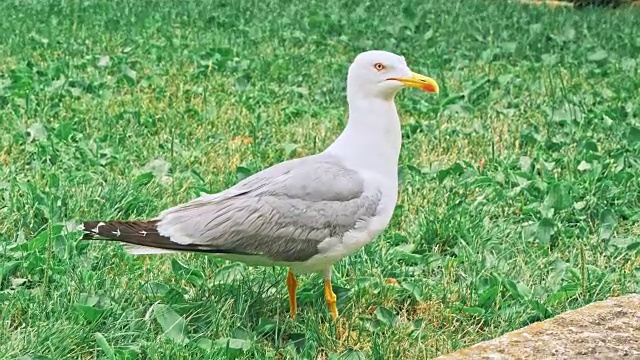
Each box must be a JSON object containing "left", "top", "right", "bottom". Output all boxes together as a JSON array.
[{"left": 1, "top": 0, "right": 639, "bottom": 358}]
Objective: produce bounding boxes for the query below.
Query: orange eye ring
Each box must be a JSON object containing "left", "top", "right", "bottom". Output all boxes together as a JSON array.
[{"left": 374, "top": 63, "right": 385, "bottom": 71}]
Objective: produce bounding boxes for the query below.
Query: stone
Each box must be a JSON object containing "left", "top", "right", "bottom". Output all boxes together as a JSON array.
[{"left": 436, "top": 294, "right": 640, "bottom": 360}]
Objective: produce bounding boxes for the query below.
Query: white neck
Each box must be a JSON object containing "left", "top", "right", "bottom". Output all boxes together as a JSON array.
[{"left": 325, "top": 94, "right": 402, "bottom": 178}]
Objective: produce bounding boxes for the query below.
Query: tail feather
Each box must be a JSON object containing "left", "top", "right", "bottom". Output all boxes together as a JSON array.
[
  {"left": 122, "top": 244, "right": 177, "bottom": 255},
  {"left": 80, "top": 219, "right": 245, "bottom": 255}
]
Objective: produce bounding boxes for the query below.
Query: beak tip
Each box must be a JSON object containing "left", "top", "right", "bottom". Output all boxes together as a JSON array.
[{"left": 423, "top": 84, "right": 439, "bottom": 93}]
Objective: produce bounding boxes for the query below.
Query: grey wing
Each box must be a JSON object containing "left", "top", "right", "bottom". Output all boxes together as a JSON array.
[{"left": 155, "top": 154, "right": 382, "bottom": 262}]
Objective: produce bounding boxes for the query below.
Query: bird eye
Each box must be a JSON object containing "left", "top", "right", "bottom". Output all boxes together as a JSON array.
[{"left": 374, "top": 63, "right": 385, "bottom": 71}]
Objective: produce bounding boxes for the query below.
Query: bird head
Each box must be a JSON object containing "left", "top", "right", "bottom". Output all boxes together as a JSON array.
[{"left": 347, "top": 50, "right": 439, "bottom": 101}]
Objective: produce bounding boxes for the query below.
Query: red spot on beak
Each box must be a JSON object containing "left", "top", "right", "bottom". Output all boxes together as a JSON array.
[{"left": 422, "top": 83, "right": 438, "bottom": 93}]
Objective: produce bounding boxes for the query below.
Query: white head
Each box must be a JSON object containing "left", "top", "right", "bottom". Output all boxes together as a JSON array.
[{"left": 347, "top": 50, "right": 439, "bottom": 101}]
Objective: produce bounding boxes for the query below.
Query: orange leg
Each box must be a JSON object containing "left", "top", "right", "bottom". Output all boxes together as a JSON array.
[
  {"left": 324, "top": 279, "right": 338, "bottom": 320},
  {"left": 286, "top": 269, "right": 298, "bottom": 318}
]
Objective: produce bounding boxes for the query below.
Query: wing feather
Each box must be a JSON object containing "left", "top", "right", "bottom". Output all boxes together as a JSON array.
[
  {"left": 81, "top": 154, "right": 381, "bottom": 262},
  {"left": 156, "top": 154, "right": 381, "bottom": 262}
]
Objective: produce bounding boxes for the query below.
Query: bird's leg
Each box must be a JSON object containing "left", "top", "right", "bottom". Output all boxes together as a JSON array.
[
  {"left": 286, "top": 268, "right": 298, "bottom": 318},
  {"left": 324, "top": 280, "right": 338, "bottom": 319},
  {"left": 323, "top": 268, "right": 338, "bottom": 320}
]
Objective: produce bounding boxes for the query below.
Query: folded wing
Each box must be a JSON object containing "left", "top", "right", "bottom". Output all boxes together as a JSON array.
[{"left": 82, "top": 154, "right": 382, "bottom": 262}]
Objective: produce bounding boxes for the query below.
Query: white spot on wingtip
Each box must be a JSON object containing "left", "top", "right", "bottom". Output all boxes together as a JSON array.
[
  {"left": 112, "top": 227, "right": 121, "bottom": 237},
  {"left": 92, "top": 222, "right": 106, "bottom": 233},
  {"left": 139, "top": 230, "right": 147, "bottom": 236}
]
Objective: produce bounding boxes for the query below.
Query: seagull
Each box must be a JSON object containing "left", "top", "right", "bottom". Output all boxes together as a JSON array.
[{"left": 81, "top": 50, "right": 439, "bottom": 320}]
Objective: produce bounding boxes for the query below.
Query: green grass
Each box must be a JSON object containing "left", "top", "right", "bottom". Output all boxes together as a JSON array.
[{"left": 1, "top": 0, "right": 639, "bottom": 358}]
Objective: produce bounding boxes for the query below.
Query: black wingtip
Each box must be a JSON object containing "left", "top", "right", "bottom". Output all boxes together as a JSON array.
[
  {"left": 78, "top": 219, "right": 254, "bottom": 256},
  {"left": 80, "top": 221, "right": 105, "bottom": 240}
]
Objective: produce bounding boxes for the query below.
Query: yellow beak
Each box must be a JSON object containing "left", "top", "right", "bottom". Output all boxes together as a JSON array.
[{"left": 388, "top": 72, "right": 439, "bottom": 93}]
